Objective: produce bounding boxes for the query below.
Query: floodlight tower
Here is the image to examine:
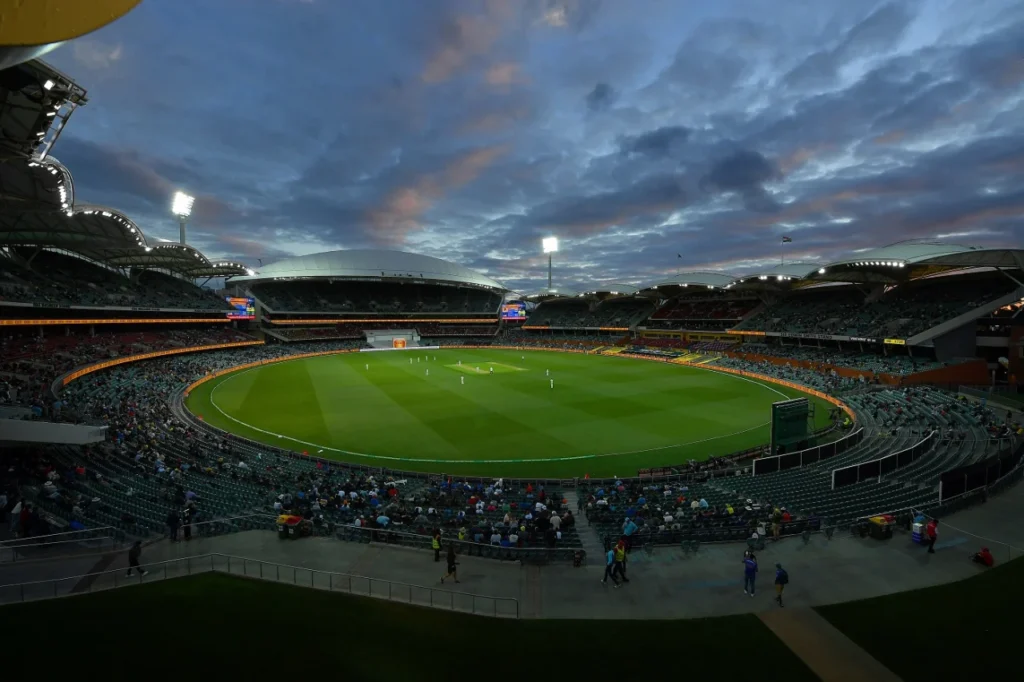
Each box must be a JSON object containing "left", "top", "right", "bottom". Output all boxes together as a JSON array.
[
  {"left": 172, "top": 191, "right": 195, "bottom": 245},
  {"left": 542, "top": 236, "right": 559, "bottom": 290}
]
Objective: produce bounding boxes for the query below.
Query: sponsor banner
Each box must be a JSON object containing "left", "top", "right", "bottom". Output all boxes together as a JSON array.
[
  {"left": 359, "top": 345, "right": 441, "bottom": 352},
  {"left": 884, "top": 338, "right": 906, "bottom": 345},
  {"left": 271, "top": 318, "right": 498, "bottom": 325},
  {"left": 1, "top": 317, "right": 232, "bottom": 326}
]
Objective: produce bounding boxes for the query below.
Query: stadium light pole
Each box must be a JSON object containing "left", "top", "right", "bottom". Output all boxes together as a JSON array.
[
  {"left": 542, "top": 237, "right": 558, "bottom": 289},
  {"left": 172, "top": 191, "right": 195, "bottom": 245}
]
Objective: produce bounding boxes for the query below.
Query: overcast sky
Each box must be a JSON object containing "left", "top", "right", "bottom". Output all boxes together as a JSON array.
[{"left": 47, "top": 0, "right": 1024, "bottom": 292}]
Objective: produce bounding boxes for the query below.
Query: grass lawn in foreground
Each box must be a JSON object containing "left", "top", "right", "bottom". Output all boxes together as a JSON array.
[
  {"left": 186, "top": 348, "right": 832, "bottom": 478},
  {"left": 817, "top": 557, "right": 1022, "bottom": 681},
  {"left": 0, "top": 573, "right": 818, "bottom": 682}
]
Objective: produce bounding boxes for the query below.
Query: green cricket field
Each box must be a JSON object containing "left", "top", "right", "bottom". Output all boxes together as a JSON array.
[{"left": 184, "top": 348, "right": 832, "bottom": 478}]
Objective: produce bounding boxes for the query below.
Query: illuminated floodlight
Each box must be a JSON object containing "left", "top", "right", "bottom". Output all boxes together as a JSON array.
[
  {"left": 43, "top": 79, "right": 54, "bottom": 90},
  {"left": 172, "top": 191, "right": 195, "bottom": 218},
  {"left": 542, "top": 236, "right": 559, "bottom": 288},
  {"left": 818, "top": 267, "right": 826, "bottom": 274}
]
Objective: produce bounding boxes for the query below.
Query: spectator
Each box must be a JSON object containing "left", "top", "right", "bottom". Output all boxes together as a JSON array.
[
  {"left": 440, "top": 544, "right": 459, "bottom": 584},
  {"left": 774, "top": 563, "right": 788, "bottom": 606},
  {"left": 971, "top": 548, "right": 994, "bottom": 567},
  {"left": 925, "top": 518, "right": 939, "bottom": 554},
  {"left": 602, "top": 544, "right": 619, "bottom": 587},
  {"left": 126, "top": 541, "right": 148, "bottom": 577},
  {"left": 432, "top": 529, "right": 442, "bottom": 562},
  {"left": 166, "top": 509, "right": 180, "bottom": 542},
  {"left": 743, "top": 554, "right": 758, "bottom": 596},
  {"left": 613, "top": 539, "right": 629, "bottom": 584}
]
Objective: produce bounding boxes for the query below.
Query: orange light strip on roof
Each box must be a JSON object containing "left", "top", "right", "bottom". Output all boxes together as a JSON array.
[
  {"left": 61, "top": 340, "right": 264, "bottom": 386},
  {"left": 268, "top": 318, "right": 498, "bottom": 325},
  {"left": 0, "top": 318, "right": 232, "bottom": 326}
]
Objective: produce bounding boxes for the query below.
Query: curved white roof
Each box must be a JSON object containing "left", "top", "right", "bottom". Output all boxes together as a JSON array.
[
  {"left": 810, "top": 241, "right": 1024, "bottom": 284},
  {"left": 639, "top": 271, "right": 736, "bottom": 292},
  {"left": 231, "top": 249, "right": 507, "bottom": 290}
]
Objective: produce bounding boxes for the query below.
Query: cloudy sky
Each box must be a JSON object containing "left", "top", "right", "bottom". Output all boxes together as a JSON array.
[{"left": 47, "top": 0, "right": 1024, "bottom": 292}]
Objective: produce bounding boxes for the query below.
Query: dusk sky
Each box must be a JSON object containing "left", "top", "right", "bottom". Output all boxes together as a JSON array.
[{"left": 46, "top": 0, "right": 1024, "bottom": 292}]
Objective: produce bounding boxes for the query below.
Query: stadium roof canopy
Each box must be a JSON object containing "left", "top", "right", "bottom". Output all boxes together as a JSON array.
[
  {"left": 727, "top": 262, "right": 820, "bottom": 291},
  {"left": 0, "top": 59, "right": 86, "bottom": 161},
  {"left": 229, "top": 249, "right": 508, "bottom": 291},
  {"left": 575, "top": 283, "right": 639, "bottom": 301},
  {"left": 521, "top": 287, "right": 580, "bottom": 303},
  {"left": 807, "top": 241, "right": 1024, "bottom": 285},
  {"left": 0, "top": 60, "right": 253, "bottom": 279},
  {"left": 636, "top": 271, "right": 736, "bottom": 297}
]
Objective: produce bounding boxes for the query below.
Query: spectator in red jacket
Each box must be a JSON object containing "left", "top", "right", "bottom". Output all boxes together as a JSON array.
[
  {"left": 925, "top": 519, "right": 939, "bottom": 554},
  {"left": 971, "top": 547, "right": 994, "bottom": 567}
]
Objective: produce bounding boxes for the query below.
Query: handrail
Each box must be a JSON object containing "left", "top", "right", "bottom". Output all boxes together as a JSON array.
[
  {"left": 0, "top": 536, "right": 117, "bottom": 563},
  {"left": 0, "top": 552, "right": 520, "bottom": 617},
  {"left": 189, "top": 513, "right": 277, "bottom": 530},
  {"left": 0, "top": 525, "right": 119, "bottom": 546}
]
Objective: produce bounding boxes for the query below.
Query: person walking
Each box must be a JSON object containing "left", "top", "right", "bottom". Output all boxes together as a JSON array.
[
  {"left": 613, "top": 539, "right": 629, "bottom": 583},
  {"left": 774, "top": 563, "right": 788, "bottom": 606},
  {"left": 440, "top": 544, "right": 459, "bottom": 584},
  {"left": 743, "top": 553, "right": 758, "bottom": 596},
  {"left": 126, "top": 541, "right": 148, "bottom": 577},
  {"left": 432, "top": 529, "right": 442, "bottom": 562},
  {"left": 602, "top": 544, "right": 620, "bottom": 587},
  {"left": 925, "top": 518, "right": 939, "bottom": 554}
]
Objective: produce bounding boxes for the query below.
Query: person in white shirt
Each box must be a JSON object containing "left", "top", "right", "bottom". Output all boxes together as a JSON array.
[
  {"left": 535, "top": 501, "right": 547, "bottom": 512},
  {"left": 490, "top": 531, "right": 501, "bottom": 545},
  {"left": 550, "top": 514, "right": 561, "bottom": 531}
]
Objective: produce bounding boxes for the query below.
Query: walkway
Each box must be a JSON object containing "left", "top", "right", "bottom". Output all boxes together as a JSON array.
[
  {"left": 759, "top": 609, "right": 902, "bottom": 682},
  {"left": 3, "top": 481, "right": 1022, "bottom": 679}
]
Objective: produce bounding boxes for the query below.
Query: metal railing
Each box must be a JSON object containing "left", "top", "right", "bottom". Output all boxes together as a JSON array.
[
  {"left": 0, "top": 552, "right": 520, "bottom": 617},
  {"left": 0, "top": 535, "right": 119, "bottom": 563},
  {"left": 0, "top": 525, "right": 120, "bottom": 546}
]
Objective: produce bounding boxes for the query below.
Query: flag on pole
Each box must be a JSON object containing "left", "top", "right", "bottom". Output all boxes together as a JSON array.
[{"left": 781, "top": 236, "right": 792, "bottom": 243}]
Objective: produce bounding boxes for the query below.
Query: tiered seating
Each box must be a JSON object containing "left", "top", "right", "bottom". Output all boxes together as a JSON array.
[
  {"left": 738, "top": 275, "right": 1015, "bottom": 338},
  {"left": 646, "top": 296, "right": 758, "bottom": 331},
  {"left": 252, "top": 281, "right": 502, "bottom": 314},
  {"left": 0, "top": 250, "right": 230, "bottom": 310},
  {"left": 0, "top": 327, "right": 253, "bottom": 415},
  {"left": 735, "top": 343, "right": 959, "bottom": 375},
  {"left": 272, "top": 323, "right": 498, "bottom": 343},
  {"left": 718, "top": 388, "right": 1009, "bottom": 525},
  {"left": 526, "top": 299, "right": 654, "bottom": 329}
]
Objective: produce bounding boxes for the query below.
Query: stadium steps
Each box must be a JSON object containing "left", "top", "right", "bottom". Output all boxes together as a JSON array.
[{"left": 565, "top": 491, "right": 607, "bottom": 557}]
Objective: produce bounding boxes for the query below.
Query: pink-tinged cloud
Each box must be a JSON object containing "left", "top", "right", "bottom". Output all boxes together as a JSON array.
[
  {"left": 368, "top": 145, "right": 509, "bottom": 244},
  {"left": 485, "top": 62, "right": 528, "bottom": 86}
]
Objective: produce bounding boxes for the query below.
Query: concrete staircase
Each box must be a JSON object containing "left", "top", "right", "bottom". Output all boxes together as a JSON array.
[{"left": 564, "top": 490, "right": 606, "bottom": 559}]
